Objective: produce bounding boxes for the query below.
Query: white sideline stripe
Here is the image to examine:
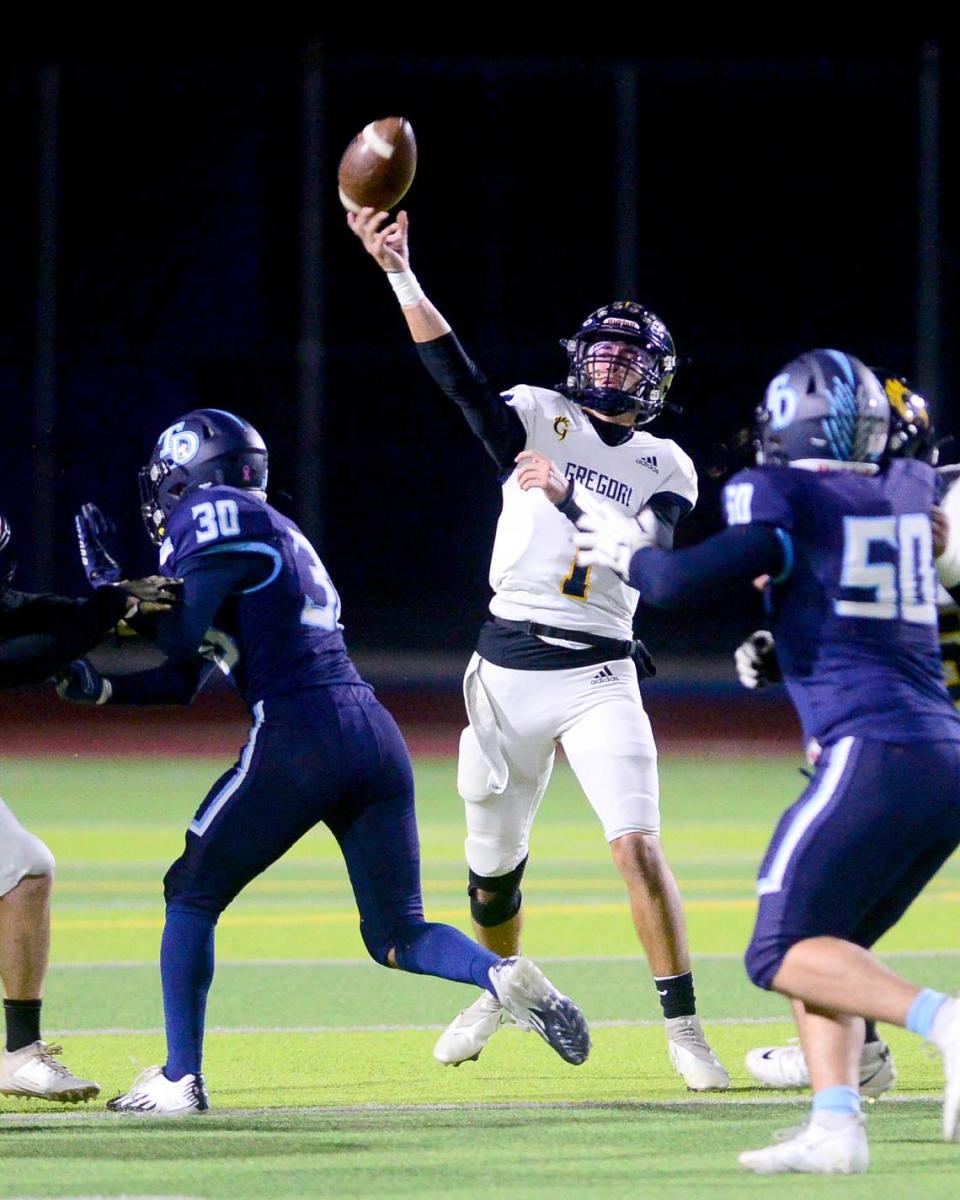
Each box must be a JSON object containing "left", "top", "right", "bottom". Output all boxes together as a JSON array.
[
  {"left": 46, "top": 1016, "right": 822, "bottom": 1037},
  {"left": 189, "top": 701, "right": 263, "bottom": 836},
  {"left": 50, "top": 948, "right": 960, "bottom": 970},
  {"left": 0, "top": 1095, "right": 945, "bottom": 1126},
  {"left": 758, "top": 735, "right": 853, "bottom": 896}
]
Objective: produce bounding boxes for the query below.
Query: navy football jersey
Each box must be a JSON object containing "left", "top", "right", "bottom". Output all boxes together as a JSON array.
[
  {"left": 158, "top": 485, "right": 364, "bottom": 704},
  {"left": 723, "top": 458, "right": 960, "bottom": 746}
]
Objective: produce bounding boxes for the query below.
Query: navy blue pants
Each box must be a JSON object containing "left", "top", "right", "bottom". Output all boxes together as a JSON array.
[
  {"left": 746, "top": 735, "right": 960, "bottom": 989},
  {"left": 163, "top": 685, "right": 425, "bottom": 964}
]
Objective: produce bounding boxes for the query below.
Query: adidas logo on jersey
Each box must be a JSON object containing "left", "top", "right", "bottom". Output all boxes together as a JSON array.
[
  {"left": 590, "top": 665, "right": 619, "bottom": 686},
  {"left": 636, "top": 455, "right": 659, "bottom": 473}
]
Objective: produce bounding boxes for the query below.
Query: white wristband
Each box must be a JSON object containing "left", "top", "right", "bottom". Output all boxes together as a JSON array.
[{"left": 387, "top": 269, "right": 425, "bottom": 308}]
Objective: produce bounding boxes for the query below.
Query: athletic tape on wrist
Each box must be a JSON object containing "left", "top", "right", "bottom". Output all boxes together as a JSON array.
[{"left": 387, "top": 269, "right": 425, "bottom": 308}]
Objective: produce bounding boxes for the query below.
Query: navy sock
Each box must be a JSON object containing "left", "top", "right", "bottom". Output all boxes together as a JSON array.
[
  {"left": 654, "top": 971, "right": 696, "bottom": 1019},
  {"left": 161, "top": 905, "right": 216, "bottom": 1081},
  {"left": 392, "top": 921, "right": 500, "bottom": 992},
  {"left": 4, "top": 999, "right": 42, "bottom": 1052},
  {"left": 864, "top": 1020, "right": 879, "bottom": 1044}
]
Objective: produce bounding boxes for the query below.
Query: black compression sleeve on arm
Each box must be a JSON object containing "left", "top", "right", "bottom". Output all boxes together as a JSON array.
[
  {"left": 108, "top": 659, "right": 218, "bottom": 705},
  {"left": 416, "top": 333, "right": 526, "bottom": 472},
  {"left": 0, "top": 588, "right": 131, "bottom": 688},
  {"left": 643, "top": 493, "right": 691, "bottom": 550},
  {"left": 627, "top": 524, "right": 787, "bottom": 608},
  {"left": 555, "top": 488, "right": 689, "bottom": 545}
]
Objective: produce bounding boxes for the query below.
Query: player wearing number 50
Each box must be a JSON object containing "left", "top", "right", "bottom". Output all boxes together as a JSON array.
[
  {"left": 348, "top": 206, "right": 728, "bottom": 1089},
  {"left": 573, "top": 350, "right": 960, "bottom": 1174},
  {"left": 58, "top": 409, "right": 591, "bottom": 1114}
]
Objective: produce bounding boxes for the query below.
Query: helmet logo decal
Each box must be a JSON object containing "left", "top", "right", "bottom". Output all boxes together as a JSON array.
[
  {"left": 158, "top": 422, "right": 201, "bottom": 466},
  {"left": 764, "top": 374, "right": 798, "bottom": 430},
  {"left": 822, "top": 378, "right": 858, "bottom": 461},
  {"left": 553, "top": 416, "right": 570, "bottom": 441}
]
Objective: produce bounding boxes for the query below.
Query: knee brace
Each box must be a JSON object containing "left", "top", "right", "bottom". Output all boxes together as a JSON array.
[{"left": 468, "top": 856, "right": 528, "bottom": 928}]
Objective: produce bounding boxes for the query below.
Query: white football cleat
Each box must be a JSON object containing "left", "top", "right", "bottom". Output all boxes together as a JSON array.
[
  {"left": 931, "top": 997, "right": 960, "bottom": 1141},
  {"left": 433, "top": 990, "right": 513, "bottom": 1065},
  {"left": 738, "top": 1113, "right": 869, "bottom": 1175},
  {"left": 665, "top": 1015, "right": 730, "bottom": 1091},
  {"left": 488, "top": 956, "right": 591, "bottom": 1065},
  {"left": 106, "top": 1065, "right": 209, "bottom": 1115},
  {"left": 0, "top": 1041, "right": 100, "bottom": 1103},
  {"left": 745, "top": 1038, "right": 897, "bottom": 1100}
]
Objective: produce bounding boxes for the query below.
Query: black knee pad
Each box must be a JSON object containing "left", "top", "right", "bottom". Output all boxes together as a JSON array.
[{"left": 468, "top": 856, "right": 528, "bottom": 928}]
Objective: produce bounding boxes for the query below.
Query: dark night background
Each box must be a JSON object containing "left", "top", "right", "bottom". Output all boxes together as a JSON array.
[{"left": 2, "top": 35, "right": 956, "bottom": 678}]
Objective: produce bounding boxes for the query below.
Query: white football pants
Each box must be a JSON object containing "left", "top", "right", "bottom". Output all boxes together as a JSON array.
[
  {"left": 0, "top": 799, "right": 56, "bottom": 898},
  {"left": 457, "top": 653, "right": 659, "bottom": 878}
]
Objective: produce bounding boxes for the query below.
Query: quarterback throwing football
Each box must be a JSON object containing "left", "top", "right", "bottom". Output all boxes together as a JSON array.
[{"left": 349, "top": 207, "right": 728, "bottom": 1089}]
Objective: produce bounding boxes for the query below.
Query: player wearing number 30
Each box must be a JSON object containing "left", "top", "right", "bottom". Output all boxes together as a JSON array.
[
  {"left": 57, "top": 409, "right": 591, "bottom": 1115},
  {"left": 349, "top": 206, "right": 728, "bottom": 1090},
  {"left": 573, "top": 350, "right": 960, "bottom": 1174}
]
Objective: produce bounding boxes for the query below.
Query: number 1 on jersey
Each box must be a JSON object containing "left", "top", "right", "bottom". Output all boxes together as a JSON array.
[{"left": 561, "top": 557, "right": 592, "bottom": 600}]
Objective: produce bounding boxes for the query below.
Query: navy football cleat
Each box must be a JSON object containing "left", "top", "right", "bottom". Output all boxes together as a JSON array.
[{"left": 488, "top": 956, "right": 591, "bottom": 1065}]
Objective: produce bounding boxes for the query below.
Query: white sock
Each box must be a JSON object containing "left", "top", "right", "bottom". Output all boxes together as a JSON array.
[{"left": 810, "top": 1110, "right": 862, "bottom": 1130}]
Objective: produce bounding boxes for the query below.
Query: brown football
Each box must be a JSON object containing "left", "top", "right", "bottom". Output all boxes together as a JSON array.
[{"left": 337, "top": 117, "right": 417, "bottom": 213}]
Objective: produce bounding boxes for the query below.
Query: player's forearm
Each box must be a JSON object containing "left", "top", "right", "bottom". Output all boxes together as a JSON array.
[
  {"left": 627, "top": 524, "right": 788, "bottom": 607},
  {"left": 398, "top": 294, "right": 451, "bottom": 343},
  {"left": 0, "top": 588, "right": 130, "bottom": 687},
  {"left": 149, "top": 553, "right": 264, "bottom": 663},
  {"left": 415, "top": 333, "right": 525, "bottom": 472},
  {"left": 105, "top": 659, "right": 214, "bottom": 705}
]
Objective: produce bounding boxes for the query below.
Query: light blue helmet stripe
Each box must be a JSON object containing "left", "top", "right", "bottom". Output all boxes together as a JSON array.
[
  {"left": 824, "top": 349, "right": 856, "bottom": 387},
  {"left": 200, "top": 408, "right": 249, "bottom": 431},
  {"left": 820, "top": 350, "right": 858, "bottom": 459}
]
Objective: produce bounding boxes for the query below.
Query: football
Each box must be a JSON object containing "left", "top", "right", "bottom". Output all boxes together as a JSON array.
[{"left": 337, "top": 117, "right": 417, "bottom": 213}]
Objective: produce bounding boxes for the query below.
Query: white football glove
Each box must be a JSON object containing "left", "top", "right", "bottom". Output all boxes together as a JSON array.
[
  {"left": 572, "top": 489, "right": 656, "bottom": 582},
  {"left": 734, "top": 629, "right": 780, "bottom": 689}
]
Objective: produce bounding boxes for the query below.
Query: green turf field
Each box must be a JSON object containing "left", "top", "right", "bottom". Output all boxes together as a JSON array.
[{"left": 1, "top": 753, "right": 958, "bottom": 1197}]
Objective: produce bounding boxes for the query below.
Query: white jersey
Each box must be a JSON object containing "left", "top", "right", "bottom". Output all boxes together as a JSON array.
[
  {"left": 937, "top": 465, "right": 960, "bottom": 611},
  {"left": 487, "top": 385, "right": 698, "bottom": 640}
]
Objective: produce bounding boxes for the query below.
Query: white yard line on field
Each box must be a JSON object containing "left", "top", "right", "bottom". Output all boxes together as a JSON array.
[
  {"left": 0, "top": 1094, "right": 944, "bottom": 1127},
  {"left": 49, "top": 948, "right": 960, "bottom": 970},
  {"left": 40, "top": 1015, "right": 874, "bottom": 1037}
]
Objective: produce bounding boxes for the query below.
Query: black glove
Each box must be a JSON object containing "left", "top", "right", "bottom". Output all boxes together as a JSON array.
[
  {"left": 55, "top": 659, "right": 112, "bottom": 705},
  {"left": 75, "top": 503, "right": 123, "bottom": 587},
  {"left": 115, "top": 575, "right": 184, "bottom": 614}
]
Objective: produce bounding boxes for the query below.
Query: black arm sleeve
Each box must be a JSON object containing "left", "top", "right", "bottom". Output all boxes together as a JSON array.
[
  {"left": 416, "top": 332, "right": 526, "bottom": 472},
  {"left": 108, "top": 659, "right": 219, "bottom": 705},
  {"left": 627, "top": 524, "right": 788, "bottom": 608},
  {"left": 555, "top": 486, "right": 690, "bottom": 550},
  {"left": 0, "top": 587, "right": 130, "bottom": 688},
  {"left": 640, "top": 492, "right": 691, "bottom": 550}
]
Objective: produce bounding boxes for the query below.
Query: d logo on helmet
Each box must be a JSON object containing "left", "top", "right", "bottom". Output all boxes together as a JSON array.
[{"left": 158, "top": 423, "right": 201, "bottom": 466}]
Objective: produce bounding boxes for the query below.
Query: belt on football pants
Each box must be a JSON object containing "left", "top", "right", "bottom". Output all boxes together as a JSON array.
[{"left": 491, "top": 617, "right": 656, "bottom": 679}]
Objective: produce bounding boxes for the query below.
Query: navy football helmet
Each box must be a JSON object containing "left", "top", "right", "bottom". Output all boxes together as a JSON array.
[
  {"left": 560, "top": 301, "right": 677, "bottom": 425},
  {"left": 0, "top": 512, "right": 15, "bottom": 593},
  {"left": 754, "top": 350, "right": 889, "bottom": 467},
  {"left": 139, "top": 409, "right": 268, "bottom": 544},
  {"left": 871, "top": 367, "right": 938, "bottom": 463}
]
